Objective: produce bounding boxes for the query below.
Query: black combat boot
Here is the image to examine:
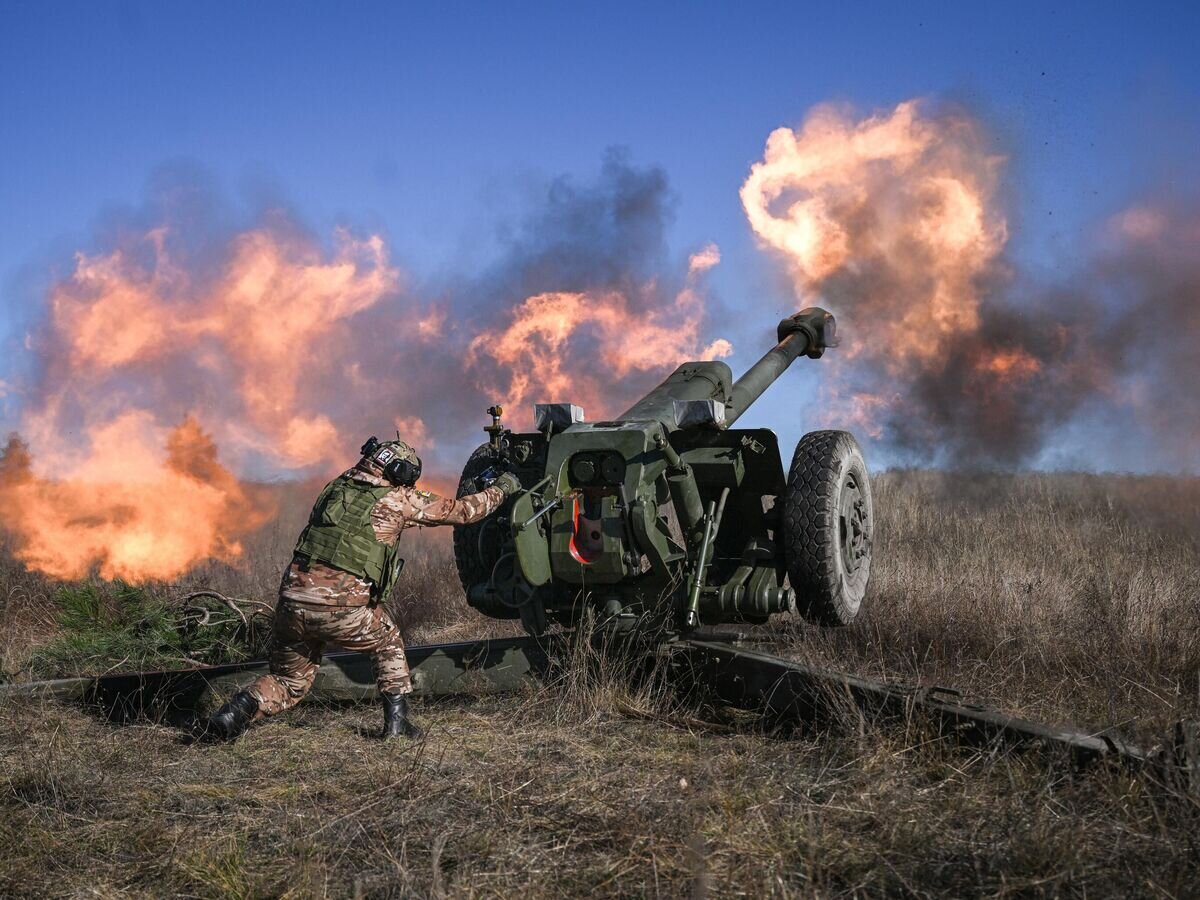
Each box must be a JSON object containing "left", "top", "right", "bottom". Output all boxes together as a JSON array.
[
  {"left": 207, "top": 690, "right": 259, "bottom": 741},
  {"left": 381, "top": 693, "right": 423, "bottom": 740}
]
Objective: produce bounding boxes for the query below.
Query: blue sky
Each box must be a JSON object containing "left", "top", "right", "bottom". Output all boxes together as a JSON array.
[{"left": 2, "top": 2, "right": 1198, "bottom": 467}]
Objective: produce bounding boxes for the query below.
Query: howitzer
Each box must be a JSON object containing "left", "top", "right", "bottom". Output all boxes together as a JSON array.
[
  {"left": 6, "top": 306, "right": 1191, "bottom": 789},
  {"left": 7, "top": 302, "right": 1194, "bottom": 788},
  {"left": 454, "top": 307, "right": 873, "bottom": 636},
  {"left": 439, "top": 315, "right": 1200, "bottom": 784}
]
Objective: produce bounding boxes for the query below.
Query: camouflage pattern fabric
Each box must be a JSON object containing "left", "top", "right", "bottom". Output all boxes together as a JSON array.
[
  {"left": 246, "top": 467, "right": 507, "bottom": 714},
  {"left": 280, "top": 558, "right": 373, "bottom": 607},
  {"left": 367, "top": 481, "right": 506, "bottom": 543},
  {"left": 280, "top": 468, "right": 505, "bottom": 608},
  {"left": 247, "top": 602, "right": 412, "bottom": 712}
]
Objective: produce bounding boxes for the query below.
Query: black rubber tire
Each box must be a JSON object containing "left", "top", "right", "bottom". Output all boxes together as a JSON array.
[
  {"left": 783, "top": 430, "right": 872, "bottom": 626},
  {"left": 452, "top": 444, "right": 519, "bottom": 619}
]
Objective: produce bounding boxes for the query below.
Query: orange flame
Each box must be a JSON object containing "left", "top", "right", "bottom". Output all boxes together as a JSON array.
[
  {"left": 46, "top": 226, "right": 401, "bottom": 469},
  {"left": 0, "top": 417, "right": 269, "bottom": 581},
  {"left": 741, "top": 100, "right": 1031, "bottom": 443},
  {"left": 741, "top": 101, "right": 1007, "bottom": 363},
  {"left": 468, "top": 249, "right": 732, "bottom": 424},
  {"left": 1, "top": 225, "right": 405, "bottom": 581},
  {"left": 1, "top": 215, "right": 732, "bottom": 581},
  {"left": 976, "top": 348, "right": 1041, "bottom": 382}
]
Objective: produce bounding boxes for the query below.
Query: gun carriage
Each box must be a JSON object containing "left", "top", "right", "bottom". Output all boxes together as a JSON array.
[
  {"left": 454, "top": 307, "right": 872, "bottom": 638},
  {"left": 8, "top": 306, "right": 1192, "bottom": 786}
]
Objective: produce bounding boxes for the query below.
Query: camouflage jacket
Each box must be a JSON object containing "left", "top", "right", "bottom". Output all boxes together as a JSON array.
[{"left": 281, "top": 468, "right": 504, "bottom": 607}]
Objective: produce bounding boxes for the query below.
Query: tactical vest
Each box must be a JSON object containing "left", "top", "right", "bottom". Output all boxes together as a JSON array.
[{"left": 293, "top": 475, "right": 404, "bottom": 600}]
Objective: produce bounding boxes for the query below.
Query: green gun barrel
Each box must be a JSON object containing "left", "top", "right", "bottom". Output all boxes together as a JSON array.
[
  {"left": 453, "top": 304, "right": 858, "bottom": 638},
  {"left": 616, "top": 307, "right": 837, "bottom": 431},
  {"left": 725, "top": 307, "right": 838, "bottom": 426}
]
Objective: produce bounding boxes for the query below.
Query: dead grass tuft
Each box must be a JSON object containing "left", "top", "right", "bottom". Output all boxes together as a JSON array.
[{"left": 773, "top": 471, "right": 1200, "bottom": 742}]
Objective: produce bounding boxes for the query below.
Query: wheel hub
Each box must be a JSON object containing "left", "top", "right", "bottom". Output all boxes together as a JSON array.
[{"left": 838, "top": 477, "right": 870, "bottom": 574}]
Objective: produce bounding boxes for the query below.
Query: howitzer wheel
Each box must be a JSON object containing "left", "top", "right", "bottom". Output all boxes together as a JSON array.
[
  {"left": 452, "top": 444, "right": 520, "bottom": 620},
  {"left": 783, "top": 430, "right": 872, "bottom": 626}
]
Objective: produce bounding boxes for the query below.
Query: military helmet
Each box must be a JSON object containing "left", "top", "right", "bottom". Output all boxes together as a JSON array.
[{"left": 360, "top": 436, "right": 422, "bottom": 486}]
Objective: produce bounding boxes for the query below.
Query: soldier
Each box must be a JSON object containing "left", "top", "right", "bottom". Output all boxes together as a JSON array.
[{"left": 207, "top": 437, "right": 520, "bottom": 741}]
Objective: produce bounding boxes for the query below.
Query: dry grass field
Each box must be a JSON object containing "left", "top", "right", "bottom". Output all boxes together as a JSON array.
[{"left": 1, "top": 471, "right": 1199, "bottom": 898}]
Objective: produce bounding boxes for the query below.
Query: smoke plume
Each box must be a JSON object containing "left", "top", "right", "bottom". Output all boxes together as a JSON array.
[
  {"left": 741, "top": 100, "right": 1199, "bottom": 469},
  {"left": 2, "top": 104, "right": 1196, "bottom": 583},
  {"left": 0, "top": 155, "right": 729, "bottom": 580}
]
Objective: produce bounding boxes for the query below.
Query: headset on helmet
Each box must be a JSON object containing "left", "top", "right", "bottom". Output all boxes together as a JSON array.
[{"left": 360, "top": 436, "right": 422, "bottom": 487}]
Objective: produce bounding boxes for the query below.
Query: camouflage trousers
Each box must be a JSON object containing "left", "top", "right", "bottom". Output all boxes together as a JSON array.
[{"left": 246, "top": 601, "right": 412, "bottom": 717}]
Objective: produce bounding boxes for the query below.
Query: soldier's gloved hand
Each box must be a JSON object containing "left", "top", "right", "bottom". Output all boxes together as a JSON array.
[
  {"left": 491, "top": 472, "right": 522, "bottom": 497},
  {"left": 475, "top": 465, "right": 501, "bottom": 492}
]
